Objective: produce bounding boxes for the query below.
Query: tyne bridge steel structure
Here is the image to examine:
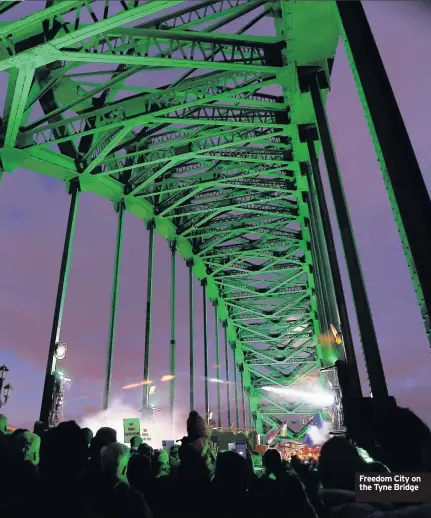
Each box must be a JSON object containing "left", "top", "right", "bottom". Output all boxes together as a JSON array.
[{"left": 0, "top": 1, "right": 430, "bottom": 439}]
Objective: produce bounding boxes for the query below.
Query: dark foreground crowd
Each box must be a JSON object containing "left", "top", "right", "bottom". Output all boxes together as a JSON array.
[{"left": 0, "top": 406, "right": 430, "bottom": 518}]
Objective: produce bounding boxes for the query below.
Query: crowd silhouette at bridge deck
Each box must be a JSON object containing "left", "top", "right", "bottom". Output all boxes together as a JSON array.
[{"left": 0, "top": 407, "right": 430, "bottom": 518}]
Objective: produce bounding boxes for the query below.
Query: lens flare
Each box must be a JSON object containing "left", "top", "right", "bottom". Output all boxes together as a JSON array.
[
  {"left": 122, "top": 380, "right": 153, "bottom": 390},
  {"left": 161, "top": 375, "right": 175, "bottom": 382}
]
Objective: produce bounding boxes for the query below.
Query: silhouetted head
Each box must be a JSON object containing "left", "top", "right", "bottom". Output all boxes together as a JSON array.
[
  {"left": 12, "top": 428, "right": 28, "bottom": 437},
  {"left": 138, "top": 442, "right": 153, "bottom": 457},
  {"left": 0, "top": 414, "right": 8, "bottom": 433},
  {"left": 11, "top": 431, "right": 41, "bottom": 465},
  {"left": 130, "top": 435, "right": 143, "bottom": 450},
  {"left": 290, "top": 455, "right": 302, "bottom": 469},
  {"left": 152, "top": 448, "right": 170, "bottom": 477},
  {"left": 128, "top": 453, "right": 152, "bottom": 491},
  {"left": 39, "top": 420, "right": 88, "bottom": 481},
  {"left": 213, "top": 450, "right": 250, "bottom": 492},
  {"left": 169, "top": 444, "right": 180, "bottom": 467},
  {"left": 101, "top": 442, "right": 130, "bottom": 484},
  {"left": 318, "top": 436, "right": 365, "bottom": 491},
  {"left": 187, "top": 410, "right": 206, "bottom": 440},
  {"left": 290, "top": 454, "right": 307, "bottom": 475},
  {"left": 87, "top": 427, "right": 117, "bottom": 479},
  {"left": 263, "top": 448, "right": 282, "bottom": 474},
  {"left": 95, "top": 426, "right": 117, "bottom": 446},
  {"left": 81, "top": 427, "right": 93, "bottom": 446}
]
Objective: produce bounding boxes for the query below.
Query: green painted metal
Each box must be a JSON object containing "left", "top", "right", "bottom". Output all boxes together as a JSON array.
[
  {"left": 40, "top": 182, "right": 80, "bottom": 425},
  {"left": 309, "top": 75, "right": 388, "bottom": 398},
  {"left": 169, "top": 241, "right": 177, "bottom": 418},
  {"left": 240, "top": 370, "right": 246, "bottom": 428},
  {"left": 305, "top": 138, "right": 361, "bottom": 397},
  {"left": 103, "top": 202, "right": 125, "bottom": 410},
  {"left": 224, "top": 324, "right": 232, "bottom": 428},
  {"left": 234, "top": 355, "right": 240, "bottom": 427},
  {"left": 188, "top": 260, "right": 195, "bottom": 411},
  {"left": 214, "top": 304, "right": 222, "bottom": 427},
  {"left": 202, "top": 280, "right": 210, "bottom": 419},
  {"left": 0, "top": 0, "right": 348, "bottom": 435},
  {"left": 337, "top": 2, "right": 431, "bottom": 344},
  {"left": 143, "top": 222, "right": 155, "bottom": 408}
]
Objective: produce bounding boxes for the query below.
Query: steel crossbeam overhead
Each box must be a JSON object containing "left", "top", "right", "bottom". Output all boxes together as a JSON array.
[{"left": 3, "top": 0, "right": 424, "bottom": 435}]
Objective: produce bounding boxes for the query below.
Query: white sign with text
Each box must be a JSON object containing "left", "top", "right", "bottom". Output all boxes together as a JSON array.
[{"left": 123, "top": 418, "right": 141, "bottom": 443}]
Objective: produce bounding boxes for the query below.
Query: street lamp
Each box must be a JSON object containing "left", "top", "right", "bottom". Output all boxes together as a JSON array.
[
  {"left": 55, "top": 343, "right": 68, "bottom": 360},
  {"left": 0, "top": 365, "right": 9, "bottom": 381},
  {"left": 0, "top": 365, "right": 13, "bottom": 408}
]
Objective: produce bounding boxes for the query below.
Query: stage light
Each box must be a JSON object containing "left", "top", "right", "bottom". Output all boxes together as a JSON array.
[
  {"left": 149, "top": 384, "right": 156, "bottom": 396},
  {"left": 55, "top": 342, "right": 68, "bottom": 360}
]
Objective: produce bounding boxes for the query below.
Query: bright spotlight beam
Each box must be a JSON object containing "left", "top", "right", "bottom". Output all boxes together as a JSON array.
[{"left": 261, "top": 385, "right": 334, "bottom": 408}]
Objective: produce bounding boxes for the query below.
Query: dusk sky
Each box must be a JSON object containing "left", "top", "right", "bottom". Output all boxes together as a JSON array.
[{"left": 0, "top": 1, "right": 430, "bottom": 432}]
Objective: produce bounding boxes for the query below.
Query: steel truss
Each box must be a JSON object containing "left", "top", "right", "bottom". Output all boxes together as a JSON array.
[{"left": 1, "top": 0, "right": 429, "bottom": 439}]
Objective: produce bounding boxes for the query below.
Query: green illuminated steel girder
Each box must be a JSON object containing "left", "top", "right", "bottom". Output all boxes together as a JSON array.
[
  {"left": 0, "top": 0, "right": 341, "bottom": 433},
  {"left": 259, "top": 406, "right": 319, "bottom": 416}
]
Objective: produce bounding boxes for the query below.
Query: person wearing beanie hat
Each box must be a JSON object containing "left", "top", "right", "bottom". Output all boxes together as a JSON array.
[
  {"left": 180, "top": 411, "right": 215, "bottom": 474},
  {"left": 186, "top": 410, "right": 207, "bottom": 441}
]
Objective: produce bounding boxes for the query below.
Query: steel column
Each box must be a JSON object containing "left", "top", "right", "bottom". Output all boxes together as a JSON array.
[
  {"left": 240, "top": 369, "right": 246, "bottom": 429},
  {"left": 248, "top": 393, "right": 253, "bottom": 430},
  {"left": 40, "top": 182, "right": 80, "bottom": 425},
  {"left": 142, "top": 222, "right": 155, "bottom": 409},
  {"left": 169, "top": 241, "right": 177, "bottom": 422},
  {"left": 307, "top": 140, "right": 362, "bottom": 396},
  {"left": 188, "top": 260, "right": 195, "bottom": 411},
  {"left": 202, "top": 280, "right": 209, "bottom": 420},
  {"left": 309, "top": 211, "right": 335, "bottom": 343},
  {"left": 224, "top": 324, "right": 231, "bottom": 427},
  {"left": 337, "top": 1, "right": 431, "bottom": 344},
  {"left": 234, "top": 359, "right": 239, "bottom": 428},
  {"left": 214, "top": 305, "right": 221, "bottom": 427},
  {"left": 310, "top": 227, "right": 331, "bottom": 344},
  {"left": 309, "top": 75, "right": 387, "bottom": 398},
  {"left": 304, "top": 158, "right": 340, "bottom": 340},
  {"left": 103, "top": 202, "right": 125, "bottom": 410}
]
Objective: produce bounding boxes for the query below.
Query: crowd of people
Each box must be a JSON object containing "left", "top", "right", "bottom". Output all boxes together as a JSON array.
[{"left": 0, "top": 406, "right": 430, "bottom": 518}]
